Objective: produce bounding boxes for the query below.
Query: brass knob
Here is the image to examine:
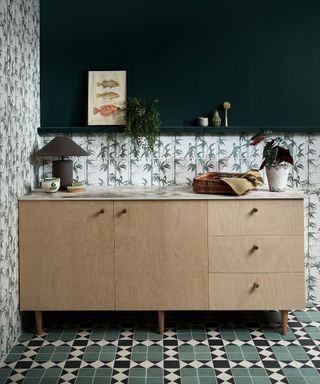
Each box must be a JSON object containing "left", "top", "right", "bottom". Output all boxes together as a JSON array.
[
  {"left": 120, "top": 208, "right": 127, "bottom": 214},
  {"left": 100, "top": 209, "right": 105, "bottom": 214},
  {"left": 252, "top": 245, "right": 259, "bottom": 251},
  {"left": 252, "top": 207, "right": 258, "bottom": 213},
  {"left": 253, "top": 282, "right": 259, "bottom": 289}
]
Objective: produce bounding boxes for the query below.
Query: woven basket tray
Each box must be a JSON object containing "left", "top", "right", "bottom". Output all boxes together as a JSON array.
[{"left": 193, "top": 172, "right": 243, "bottom": 194}]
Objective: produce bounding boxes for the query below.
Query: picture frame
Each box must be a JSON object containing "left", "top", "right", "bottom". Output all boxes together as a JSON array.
[{"left": 87, "top": 70, "right": 127, "bottom": 126}]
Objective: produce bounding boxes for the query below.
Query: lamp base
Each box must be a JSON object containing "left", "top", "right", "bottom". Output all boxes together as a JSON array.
[{"left": 52, "top": 160, "right": 73, "bottom": 190}]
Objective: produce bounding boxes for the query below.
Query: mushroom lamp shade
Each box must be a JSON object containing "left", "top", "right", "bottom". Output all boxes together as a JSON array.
[{"left": 35, "top": 136, "right": 89, "bottom": 190}]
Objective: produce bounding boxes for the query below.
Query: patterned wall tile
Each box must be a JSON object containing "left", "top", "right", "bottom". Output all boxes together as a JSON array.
[
  {"left": 153, "top": 135, "right": 174, "bottom": 186},
  {"left": 0, "top": 0, "right": 40, "bottom": 361},
  {"left": 308, "top": 135, "right": 320, "bottom": 186},
  {"left": 129, "top": 154, "right": 149, "bottom": 186},
  {"left": 287, "top": 134, "right": 306, "bottom": 188}
]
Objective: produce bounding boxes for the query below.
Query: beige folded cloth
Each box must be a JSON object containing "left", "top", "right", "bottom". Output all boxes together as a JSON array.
[{"left": 220, "top": 170, "right": 264, "bottom": 195}]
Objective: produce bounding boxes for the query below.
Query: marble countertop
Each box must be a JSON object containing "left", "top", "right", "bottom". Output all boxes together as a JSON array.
[{"left": 19, "top": 186, "right": 305, "bottom": 201}]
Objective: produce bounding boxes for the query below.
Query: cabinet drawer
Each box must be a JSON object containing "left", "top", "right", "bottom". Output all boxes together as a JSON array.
[
  {"left": 209, "top": 236, "right": 304, "bottom": 273},
  {"left": 209, "top": 273, "right": 305, "bottom": 310},
  {"left": 208, "top": 200, "right": 303, "bottom": 236}
]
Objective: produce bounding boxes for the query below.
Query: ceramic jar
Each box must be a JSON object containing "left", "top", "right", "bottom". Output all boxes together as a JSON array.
[
  {"left": 198, "top": 117, "right": 209, "bottom": 127},
  {"left": 41, "top": 177, "right": 60, "bottom": 193}
]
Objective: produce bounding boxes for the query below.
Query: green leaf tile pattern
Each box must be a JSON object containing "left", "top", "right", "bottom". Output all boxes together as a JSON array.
[
  {"left": 271, "top": 346, "right": 309, "bottom": 362},
  {"left": 294, "top": 310, "right": 320, "bottom": 323},
  {"left": 220, "top": 328, "right": 252, "bottom": 341},
  {"left": 262, "top": 327, "right": 296, "bottom": 341},
  {"left": 232, "top": 368, "right": 271, "bottom": 384},
  {"left": 225, "top": 345, "right": 260, "bottom": 362}
]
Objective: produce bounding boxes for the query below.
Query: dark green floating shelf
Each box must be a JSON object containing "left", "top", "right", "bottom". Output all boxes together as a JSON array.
[{"left": 37, "top": 126, "right": 320, "bottom": 135}]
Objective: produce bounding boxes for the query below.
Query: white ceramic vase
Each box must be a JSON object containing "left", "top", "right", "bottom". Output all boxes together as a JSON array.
[{"left": 266, "top": 164, "right": 291, "bottom": 192}]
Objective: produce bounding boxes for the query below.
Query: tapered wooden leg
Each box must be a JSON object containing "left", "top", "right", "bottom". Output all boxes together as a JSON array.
[
  {"left": 158, "top": 310, "right": 165, "bottom": 334},
  {"left": 281, "top": 310, "right": 288, "bottom": 335},
  {"left": 35, "top": 311, "right": 43, "bottom": 335}
]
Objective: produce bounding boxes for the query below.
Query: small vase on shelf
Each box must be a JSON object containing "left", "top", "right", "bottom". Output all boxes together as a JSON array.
[{"left": 211, "top": 110, "right": 221, "bottom": 127}]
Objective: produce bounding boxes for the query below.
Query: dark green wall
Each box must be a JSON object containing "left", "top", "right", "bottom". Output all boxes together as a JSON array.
[{"left": 40, "top": 0, "right": 320, "bottom": 126}]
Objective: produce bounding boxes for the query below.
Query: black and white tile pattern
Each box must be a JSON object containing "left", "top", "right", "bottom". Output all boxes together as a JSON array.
[{"left": 1, "top": 308, "right": 320, "bottom": 383}]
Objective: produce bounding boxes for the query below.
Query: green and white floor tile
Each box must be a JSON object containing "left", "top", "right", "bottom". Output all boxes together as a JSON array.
[{"left": 1, "top": 308, "right": 320, "bottom": 383}]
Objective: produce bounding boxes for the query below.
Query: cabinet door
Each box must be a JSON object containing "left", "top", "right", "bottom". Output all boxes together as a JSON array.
[
  {"left": 19, "top": 201, "right": 114, "bottom": 310},
  {"left": 114, "top": 201, "right": 208, "bottom": 310}
]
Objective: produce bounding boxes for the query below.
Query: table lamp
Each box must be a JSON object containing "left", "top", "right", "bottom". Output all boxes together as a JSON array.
[{"left": 35, "top": 136, "right": 89, "bottom": 190}]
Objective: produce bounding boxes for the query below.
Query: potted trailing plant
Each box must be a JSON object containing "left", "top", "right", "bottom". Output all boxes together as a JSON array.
[
  {"left": 250, "top": 130, "right": 293, "bottom": 192},
  {"left": 125, "top": 97, "right": 161, "bottom": 158}
]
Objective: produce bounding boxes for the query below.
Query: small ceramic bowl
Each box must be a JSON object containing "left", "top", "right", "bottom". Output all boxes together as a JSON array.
[{"left": 41, "top": 178, "right": 60, "bottom": 193}]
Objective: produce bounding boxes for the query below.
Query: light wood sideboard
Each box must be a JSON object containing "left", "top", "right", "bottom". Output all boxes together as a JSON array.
[{"left": 19, "top": 187, "right": 305, "bottom": 335}]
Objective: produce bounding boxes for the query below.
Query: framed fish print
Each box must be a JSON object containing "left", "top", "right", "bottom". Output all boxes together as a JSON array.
[{"left": 87, "top": 70, "right": 127, "bottom": 126}]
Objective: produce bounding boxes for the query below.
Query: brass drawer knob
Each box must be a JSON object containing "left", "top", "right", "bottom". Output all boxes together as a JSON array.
[
  {"left": 253, "top": 282, "right": 260, "bottom": 289},
  {"left": 100, "top": 209, "right": 105, "bottom": 214},
  {"left": 116, "top": 208, "right": 127, "bottom": 217},
  {"left": 251, "top": 207, "right": 258, "bottom": 213},
  {"left": 252, "top": 245, "right": 259, "bottom": 251}
]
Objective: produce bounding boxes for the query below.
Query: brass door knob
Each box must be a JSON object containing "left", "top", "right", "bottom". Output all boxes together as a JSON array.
[
  {"left": 253, "top": 282, "right": 259, "bottom": 289},
  {"left": 252, "top": 245, "right": 259, "bottom": 251},
  {"left": 251, "top": 207, "right": 258, "bottom": 213}
]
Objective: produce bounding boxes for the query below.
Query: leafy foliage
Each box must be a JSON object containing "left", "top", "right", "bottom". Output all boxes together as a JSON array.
[
  {"left": 125, "top": 97, "right": 161, "bottom": 158},
  {"left": 250, "top": 130, "right": 293, "bottom": 170}
]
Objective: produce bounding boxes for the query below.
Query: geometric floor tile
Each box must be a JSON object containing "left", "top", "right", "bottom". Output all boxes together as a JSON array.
[{"left": 0, "top": 307, "right": 320, "bottom": 383}]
